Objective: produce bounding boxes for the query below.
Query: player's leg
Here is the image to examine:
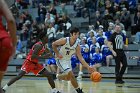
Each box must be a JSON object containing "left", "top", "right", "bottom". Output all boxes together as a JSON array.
[
  {"left": 77, "top": 63, "right": 83, "bottom": 80},
  {"left": 39, "top": 68, "right": 61, "bottom": 93},
  {"left": 106, "top": 55, "right": 113, "bottom": 67},
  {"left": 0, "top": 71, "right": 4, "bottom": 91},
  {"left": 0, "top": 37, "right": 13, "bottom": 92},
  {"left": 66, "top": 71, "right": 83, "bottom": 93},
  {"left": 2, "top": 70, "right": 26, "bottom": 91},
  {"left": 50, "top": 65, "right": 57, "bottom": 73}
]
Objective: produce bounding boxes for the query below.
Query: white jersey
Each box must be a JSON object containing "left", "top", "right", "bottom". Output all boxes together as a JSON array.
[
  {"left": 57, "top": 37, "right": 79, "bottom": 73},
  {"left": 59, "top": 37, "right": 79, "bottom": 61}
]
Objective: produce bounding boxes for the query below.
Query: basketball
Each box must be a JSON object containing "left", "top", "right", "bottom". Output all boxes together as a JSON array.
[{"left": 90, "top": 71, "right": 102, "bottom": 82}]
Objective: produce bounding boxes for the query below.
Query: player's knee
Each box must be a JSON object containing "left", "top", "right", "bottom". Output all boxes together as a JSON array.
[{"left": 66, "top": 71, "right": 73, "bottom": 80}]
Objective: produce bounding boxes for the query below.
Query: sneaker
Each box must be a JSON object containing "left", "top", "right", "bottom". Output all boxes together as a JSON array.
[
  {"left": 51, "top": 88, "right": 61, "bottom": 93},
  {"left": 78, "top": 72, "right": 83, "bottom": 76},
  {"left": 133, "top": 41, "right": 138, "bottom": 44},
  {"left": 2, "top": 89, "right": 5, "bottom": 93},
  {"left": 77, "top": 75, "right": 82, "bottom": 80},
  {"left": 51, "top": 90, "right": 61, "bottom": 93},
  {"left": 115, "top": 80, "right": 125, "bottom": 84},
  {"left": 76, "top": 88, "right": 84, "bottom": 93},
  {"left": 51, "top": 91, "right": 61, "bottom": 93}
]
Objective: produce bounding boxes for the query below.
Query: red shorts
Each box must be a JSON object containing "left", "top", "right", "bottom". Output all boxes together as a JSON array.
[
  {"left": 21, "top": 60, "right": 44, "bottom": 76},
  {"left": 0, "top": 37, "right": 13, "bottom": 71}
]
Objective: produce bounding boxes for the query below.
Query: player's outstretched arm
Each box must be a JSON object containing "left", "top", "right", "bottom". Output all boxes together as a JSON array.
[
  {"left": 41, "top": 47, "right": 54, "bottom": 58},
  {"left": 76, "top": 44, "right": 95, "bottom": 73}
]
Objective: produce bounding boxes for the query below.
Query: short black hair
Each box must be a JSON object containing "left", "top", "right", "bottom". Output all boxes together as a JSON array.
[
  {"left": 70, "top": 27, "right": 80, "bottom": 34},
  {"left": 38, "top": 31, "right": 48, "bottom": 40}
]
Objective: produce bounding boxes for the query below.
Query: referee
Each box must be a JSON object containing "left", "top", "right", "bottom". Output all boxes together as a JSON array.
[{"left": 108, "top": 24, "right": 127, "bottom": 84}]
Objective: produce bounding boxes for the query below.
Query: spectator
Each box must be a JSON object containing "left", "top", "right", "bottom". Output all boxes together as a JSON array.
[
  {"left": 131, "top": 12, "right": 140, "bottom": 35},
  {"left": 38, "top": 3, "right": 46, "bottom": 23},
  {"left": 47, "top": 23, "right": 56, "bottom": 52},
  {"left": 101, "top": 39, "right": 113, "bottom": 66},
  {"left": 120, "top": 8, "right": 131, "bottom": 30},
  {"left": 90, "top": 47, "right": 102, "bottom": 71},
  {"left": 55, "top": 26, "right": 64, "bottom": 40},
  {"left": 90, "top": 37, "right": 100, "bottom": 54},
  {"left": 133, "top": 32, "right": 140, "bottom": 44}
]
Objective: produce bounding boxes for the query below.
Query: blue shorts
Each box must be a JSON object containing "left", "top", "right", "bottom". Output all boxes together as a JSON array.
[{"left": 46, "top": 58, "right": 56, "bottom": 65}]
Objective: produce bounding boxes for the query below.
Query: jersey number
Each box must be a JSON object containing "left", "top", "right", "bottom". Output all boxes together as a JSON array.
[{"left": 66, "top": 51, "right": 70, "bottom": 55}]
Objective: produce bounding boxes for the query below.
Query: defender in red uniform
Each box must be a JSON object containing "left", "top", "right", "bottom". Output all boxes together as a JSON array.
[
  {"left": 2, "top": 31, "right": 61, "bottom": 93},
  {"left": 0, "top": 0, "right": 17, "bottom": 92}
]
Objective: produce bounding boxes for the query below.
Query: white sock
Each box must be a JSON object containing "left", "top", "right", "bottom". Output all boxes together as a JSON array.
[{"left": 3, "top": 84, "right": 9, "bottom": 90}]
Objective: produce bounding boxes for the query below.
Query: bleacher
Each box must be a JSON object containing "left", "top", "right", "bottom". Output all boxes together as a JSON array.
[{"left": 5, "top": 4, "right": 140, "bottom": 78}]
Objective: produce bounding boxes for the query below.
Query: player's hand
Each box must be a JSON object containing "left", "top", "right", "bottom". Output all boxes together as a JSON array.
[
  {"left": 56, "top": 54, "right": 63, "bottom": 59},
  {"left": 88, "top": 66, "right": 95, "bottom": 73}
]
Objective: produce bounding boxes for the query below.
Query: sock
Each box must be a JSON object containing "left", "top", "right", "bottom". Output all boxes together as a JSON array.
[{"left": 3, "top": 84, "right": 8, "bottom": 90}]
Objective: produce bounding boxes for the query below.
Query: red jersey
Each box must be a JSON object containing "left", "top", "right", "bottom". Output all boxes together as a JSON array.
[
  {"left": 26, "top": 41, "right": 45, "bottom": 63},
  {"left": 0, "top": 16, "right": 9, "bottom": 39}
]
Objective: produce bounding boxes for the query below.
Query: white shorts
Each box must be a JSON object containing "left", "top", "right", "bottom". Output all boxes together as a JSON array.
[{"left": 56, "top": 59, "right": 72, "bottom": 74}]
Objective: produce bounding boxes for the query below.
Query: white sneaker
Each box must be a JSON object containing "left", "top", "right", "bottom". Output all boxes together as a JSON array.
[
  {"left": 77, "top": 75, "right": 82, "bottom": 80},
  {"left": 51, "top": 88, "right": 61, "bottom": 93},
  {"left": 78, "top": 71, "right": 83, "bottom": 75}
]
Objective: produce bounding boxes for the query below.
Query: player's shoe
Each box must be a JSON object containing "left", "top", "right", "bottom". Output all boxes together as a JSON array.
[
  {"left": 77, "top": 75, "right": 82, "bottom": 80},
  {"left": 76, "top": 88, "right": 84, "bottom": 93},
  {"left": 2, "top": 89, "right": 5, "bottom": 93},
  {"left": 51, "top": 88, "right": 61, "bottom": 93},
  {"left": 52, "top": 91, "right": 61, "bottom": 93},
  {"left": 78, "top": 71, "right": 83, "bottom": 76}
]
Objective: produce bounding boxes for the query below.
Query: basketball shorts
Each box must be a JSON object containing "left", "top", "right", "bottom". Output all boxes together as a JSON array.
[
  {"left": 0, "top": 37, "right": 13, "bottom": 71},
  {"left": 21, "top": 60, "right": 44, "bottom": 76},
  {"left": 46, "top": 58, "right": 56, "bottom": 65},
  {"left": 56, "top": 59, "right": 72, "bottom": 74}
]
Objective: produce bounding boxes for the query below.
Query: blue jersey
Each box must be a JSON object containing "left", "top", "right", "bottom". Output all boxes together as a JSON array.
[
  {"left": 90, "top": 53, "right": 102, "bottom": 65},
  {"left": 87, "top": 37, "right": 93, "bottom": 46},
  {"left": 101, "top": 45, "right": 112, "bottom": 56},
  {"left": 105, "top": 31, "right": 112, "bottom": 40},
  {"left": 96, "top": 36, "right": 105, "bottom": 46},
  {"left": 90, "top": 44, "right": 96, "bottom": 54},
  {"left": 80, "top": 44, "right": 89, "bottom": 62}
]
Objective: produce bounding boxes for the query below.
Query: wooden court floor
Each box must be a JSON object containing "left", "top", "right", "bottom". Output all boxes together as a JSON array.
[{"left": 2, "top": 77, "right": 140, "bottom": 93}]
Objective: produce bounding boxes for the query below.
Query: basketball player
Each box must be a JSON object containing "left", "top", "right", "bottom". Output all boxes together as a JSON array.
[
  {"left": 52, "top": 27, "right": 95, "bottom": 93},
  {"left": 2, "top": 32, "right": 61, "bottom": 93},
  {"left": 0, "top": 0, "right": 17, "bottom": 92}
]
